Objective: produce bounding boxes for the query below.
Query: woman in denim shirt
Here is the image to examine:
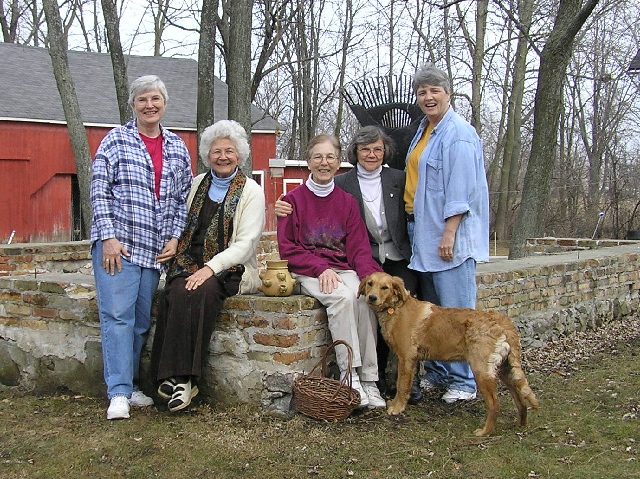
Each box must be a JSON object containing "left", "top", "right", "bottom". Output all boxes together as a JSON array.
[{"left": 404, "top": 63, "right": 489, "bottom": 403}]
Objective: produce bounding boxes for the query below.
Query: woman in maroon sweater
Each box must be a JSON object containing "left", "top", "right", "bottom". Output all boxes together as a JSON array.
[{"left": 277, "top": 134, "right": 385, "bottom": 409}]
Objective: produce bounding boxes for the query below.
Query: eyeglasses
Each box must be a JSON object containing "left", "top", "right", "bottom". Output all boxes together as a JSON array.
[
  {"left": 209, "top": 148, "right": 238, "bottom": 159},
  {"left": 358, "top": 146, "right": 385, "bottom": 156},
  {"left": 310, "top": 154, "right": 339, "bottom": 164}
]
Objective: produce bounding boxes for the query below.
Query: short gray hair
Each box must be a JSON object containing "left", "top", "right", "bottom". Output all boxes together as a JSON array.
[
  {"left": 199, "top": 120, "right": 250, "bottom": 167},
  {"left": 128, "top": 75, "right": 168, "bottom": 109},
  {"left": 412, "top": 63, "right": 451, "bottom": 94},
  {"left": 346, "top": 126, "right": 395, "bottom": 166}
]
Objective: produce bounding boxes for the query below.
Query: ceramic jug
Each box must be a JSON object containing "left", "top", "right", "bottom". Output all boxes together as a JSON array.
[{"left": 258, "top": 260, "right": 296, "bottom": 297}]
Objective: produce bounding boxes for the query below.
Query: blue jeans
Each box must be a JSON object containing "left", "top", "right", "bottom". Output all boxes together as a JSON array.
[
  {"left": 419, "top": 259, "right": 477, "bottom": 393},
  {"left": 92, "top": 241, "right": 160, "bottom": 399},
  {"left": 408, "top": 220, "right": 477, "bottom": 393}
]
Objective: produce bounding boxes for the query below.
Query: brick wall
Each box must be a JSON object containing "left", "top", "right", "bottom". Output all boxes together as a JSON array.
[
  {"left": 0, "top": 241, "right": 92, "bottom": 277},
  {"left": 1, "top": 239, "right": 640, "bottom": 415}
]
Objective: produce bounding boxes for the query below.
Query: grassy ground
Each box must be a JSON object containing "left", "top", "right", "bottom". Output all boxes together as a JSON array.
[{"left": 1, "top": 337, "right": 638, "bottom": 479}]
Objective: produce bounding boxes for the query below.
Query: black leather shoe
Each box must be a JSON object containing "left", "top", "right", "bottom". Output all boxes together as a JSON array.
[{"left": 408, "top": 374, "right": 423, "bottom": 405}]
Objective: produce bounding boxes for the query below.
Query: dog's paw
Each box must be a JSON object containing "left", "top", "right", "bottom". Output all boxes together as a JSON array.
[{"left": 386, "top": 401, "right": 406, "bottom": 415}]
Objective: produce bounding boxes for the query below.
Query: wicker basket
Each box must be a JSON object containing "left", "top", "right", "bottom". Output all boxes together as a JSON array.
[{"left": 294, "top": 340, "right": 361, "bottom": 421}]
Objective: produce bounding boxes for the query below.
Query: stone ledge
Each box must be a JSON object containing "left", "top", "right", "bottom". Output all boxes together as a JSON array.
[{"left": 2, "top": 242, "right": 640, "bottom": 416}]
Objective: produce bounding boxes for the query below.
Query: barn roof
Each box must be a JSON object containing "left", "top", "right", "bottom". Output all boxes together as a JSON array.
[
  {"left": 0, "top": 42, "right": 277, "bottom": 132},
  {"left": 629, "top": 49, "right": 640, "bottom": 73}
]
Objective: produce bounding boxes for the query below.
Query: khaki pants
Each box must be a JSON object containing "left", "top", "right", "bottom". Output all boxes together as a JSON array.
[{"left": 294, "top": 269, "right": 379, "bottom": 382}]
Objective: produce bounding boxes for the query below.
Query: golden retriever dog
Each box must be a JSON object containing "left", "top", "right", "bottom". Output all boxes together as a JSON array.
[{"left": 358, "top": 272, "right": 538, "bottom": 437}]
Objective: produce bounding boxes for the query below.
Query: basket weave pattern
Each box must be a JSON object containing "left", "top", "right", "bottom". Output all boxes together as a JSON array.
[{"left": 294, "top": 340, "right": 360, "bottom": 421}]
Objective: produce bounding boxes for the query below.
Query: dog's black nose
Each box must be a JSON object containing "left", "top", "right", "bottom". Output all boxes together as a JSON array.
[{"left": 367, "top": 294, "right": 377, "bottom": 302}]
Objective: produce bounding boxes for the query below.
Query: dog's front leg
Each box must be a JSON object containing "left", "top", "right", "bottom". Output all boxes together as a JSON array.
[{"left": 388, "top": 356, "right": 415, "bottom": 415}]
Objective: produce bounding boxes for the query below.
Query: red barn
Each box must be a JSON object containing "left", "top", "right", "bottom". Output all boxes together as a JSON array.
[{"left": 0, "top": 43, "right": 281, "bottom": 243}]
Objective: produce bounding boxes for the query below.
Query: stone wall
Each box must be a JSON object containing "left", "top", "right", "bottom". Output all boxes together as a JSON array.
[{"left": 1, "top": 239, "right": 639, "bottom": 416}]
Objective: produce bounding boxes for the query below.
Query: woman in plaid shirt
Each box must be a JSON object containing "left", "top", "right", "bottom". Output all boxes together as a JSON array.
[{"left": 90, "top": 75, "right": 193, "bottom": 420}]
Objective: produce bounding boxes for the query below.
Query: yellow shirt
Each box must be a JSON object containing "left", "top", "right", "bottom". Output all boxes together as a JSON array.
[{"left": 404, "top": 123, "right": 434, "bottom": 213}]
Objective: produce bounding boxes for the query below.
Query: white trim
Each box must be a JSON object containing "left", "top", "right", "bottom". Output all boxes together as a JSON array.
[
  {"left": 0, "top": 117, "right": 277, "bottom": 134},
  {"left": 252, "top": 170, "right": 265, "bottom": 192},
  {"left": 283, "top": 178, "right": 303, "bottom": 194},
  {"left": 284, "top": 159, "right": 352, "bottom": 168}
]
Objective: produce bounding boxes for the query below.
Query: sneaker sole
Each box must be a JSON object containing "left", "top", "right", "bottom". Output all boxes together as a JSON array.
[
  {"left": 168, "top": 386, "right": 199, "bottom": 412},
  {"left": 107, "top": 409, "right": 130, "bottom": 420}
]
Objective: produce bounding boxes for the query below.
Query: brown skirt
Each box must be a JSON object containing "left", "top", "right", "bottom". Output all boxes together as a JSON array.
[{"left": 150, "top": 275, "right": 229, "bottom": 382}]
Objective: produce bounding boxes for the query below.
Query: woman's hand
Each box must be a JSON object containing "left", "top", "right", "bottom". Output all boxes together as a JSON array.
[
  {"left": 102, "top": 238, "right": 130, "bottom": 275},
  {"left": 157, "top": 238, "right": 178, "bottom": 264},
  {"left": 275, "top": 194, "right": 293, "bottom": 218},
  {"left": 318, "top": 269, "right": 341, "bottom": 294},
  {"left": 185, "top": 265, "right": 214, "bottom": 291},
  {"left": 438, "top": 214, "right": 463, "bottom": 262}
]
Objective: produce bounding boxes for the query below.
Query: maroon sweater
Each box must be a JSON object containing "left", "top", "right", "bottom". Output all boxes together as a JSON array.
[{"left": 277, "top": 184, "right": 383, "bottom": 279}]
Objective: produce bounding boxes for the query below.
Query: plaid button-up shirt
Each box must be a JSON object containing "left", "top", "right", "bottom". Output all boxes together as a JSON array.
[{"left": 90, "top": 120, "right": 192, "bottom": 270}]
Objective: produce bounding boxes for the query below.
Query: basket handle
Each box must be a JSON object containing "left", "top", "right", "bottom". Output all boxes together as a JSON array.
[{"left": 307, "top": 339, "right": 355, "bottom": 392}]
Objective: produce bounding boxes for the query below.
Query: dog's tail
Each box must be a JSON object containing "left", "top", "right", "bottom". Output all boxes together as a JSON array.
[{"left": 502, "top": 332, "right": 539, "bottom": 411}]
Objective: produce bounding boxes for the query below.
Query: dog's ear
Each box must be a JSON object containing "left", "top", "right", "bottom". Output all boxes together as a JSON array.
[
  {"left": 392, "top": 276, "right": 410, "bottom": 304},
  {"left": 358, "top": 275, "right": 369, "bottom": 298}
]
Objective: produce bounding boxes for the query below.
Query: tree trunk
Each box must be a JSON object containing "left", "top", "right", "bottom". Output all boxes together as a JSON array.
[
  {"left": 509, "top": 0, "right": 600, "bottom": 259},
  {"left": 227, "top": 0, "right": 253, "bottom": 174},
  {"left": 196, "top": 0, "right": 218, "bottom": 175},
  {"left": 101, "top": 0, "right": 131, "bottom": 124},
  {"left": 494, "top": 0, "right": 531, "bottom": 241},
  {"left": 42, "top": 0, "right": 92, "bottom": 238}
]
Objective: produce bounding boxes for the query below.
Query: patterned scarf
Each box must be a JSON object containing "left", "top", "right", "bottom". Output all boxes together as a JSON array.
[{"left": 167, "top": 170, "right": 247, "bottom": 280}]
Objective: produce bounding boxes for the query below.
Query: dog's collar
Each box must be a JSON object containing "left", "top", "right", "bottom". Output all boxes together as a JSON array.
[{"left": 387, "top": 308, "right": 395, "bottom": 315}]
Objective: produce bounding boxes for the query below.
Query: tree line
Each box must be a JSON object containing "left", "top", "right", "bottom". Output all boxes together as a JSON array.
[{"left": 2, "top": 0, "right": 639, "bottom": 258}]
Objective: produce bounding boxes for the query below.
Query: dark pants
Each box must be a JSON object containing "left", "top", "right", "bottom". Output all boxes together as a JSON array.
[{"left": 150, "top": 275, "right": 230, "bottom": 383}]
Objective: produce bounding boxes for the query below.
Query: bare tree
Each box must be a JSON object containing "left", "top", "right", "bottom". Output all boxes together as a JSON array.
[
  {"left": 493, "top": 0, "right": 533, "bottom": 241},
  {"left": 226, "top": 0, "right": 253, "bottom": 173},
  {"left": 42, "top": 0, "right": 92, "bottom": 237},
  {"left": 0, "top": 0, "right": 20, "bottom": 42},
  {"left": 196, "top": 0, "right": 218, "bottom": 174},
  {"left": 102, "top": 0, "right": 131, "bottom": 124},
  {"left": 509, "top": 0, "right": 600, "bottom": 258}
]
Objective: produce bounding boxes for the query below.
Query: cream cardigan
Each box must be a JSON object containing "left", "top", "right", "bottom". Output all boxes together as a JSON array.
[{"left": 187, "top": 172, "right": 266, "bottom": 294}]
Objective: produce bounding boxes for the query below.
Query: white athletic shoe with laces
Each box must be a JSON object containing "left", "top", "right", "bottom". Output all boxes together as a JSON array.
[
  {"left": 106, "top": 396, "right": 130, "bottom": 420},
  {"left": 361, "top": 381, "right": 386, "bottom": 408},
  {"left": 442, "top": 388, "right": 477, "bottom": 404},
  {"left": 130, "top": 390, "right": 154, "bottom": 407}
]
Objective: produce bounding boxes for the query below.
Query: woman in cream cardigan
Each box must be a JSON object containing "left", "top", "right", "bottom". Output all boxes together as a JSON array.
[{"left": 150, "top": 120, "right": 265, "bottom": 412}]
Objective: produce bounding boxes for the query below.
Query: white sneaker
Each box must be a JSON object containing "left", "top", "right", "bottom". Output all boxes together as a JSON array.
[
  {"left": 107, "top": 396, "right": 130, "bottom": 420},
  {"left": 421, "top": 378, "right": 442, "bottom": 391},
  {"left": 361, "top": 381, "right": 386, "bottom": 408},
  {"left": 130, "top": 390, "right": 154, "bottom": 407},
  {"left": 442, "top": 388, "right": 477, "bottom": 404},
  {"left": 343, "top": 370, "right": 369, "bottom": 408}
]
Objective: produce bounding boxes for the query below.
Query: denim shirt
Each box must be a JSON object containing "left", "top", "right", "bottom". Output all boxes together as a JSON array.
[
  {"left": 407, "top": 108, "right": 489, "bottom": 273},
  {"left": 90, "top": 120, "right": 192, "bottom": 270}
]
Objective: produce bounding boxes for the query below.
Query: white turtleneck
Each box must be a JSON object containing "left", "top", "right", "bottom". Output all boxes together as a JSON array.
[
  {"left": 357, "top": 164, "right": 383, "bottom": 233},
  {"left": 306, "top": 173, "right": 335, "bottom": 197}
]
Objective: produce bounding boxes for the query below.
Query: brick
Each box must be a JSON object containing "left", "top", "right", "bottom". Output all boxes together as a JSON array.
[
  {"left": 13, "top": 279, "right": 39, "bottom": 291},
  {"left": 22, "top": 293, "right": 49, "bottom": 306},
  {"left": 222, "top": 296, "right": 253, "bottom": 311},
  {"left": 21, "top": 319, "right": 47, "bottom": 330},
  {"left": 5, "top": 303, "right": 31, "bottom": 316},
  {"left": 0, "top": 316, "right": 20, "bottom": 327},
  {"left": 0, "top": 291, "right": 22, "bottom": 302},
  {"left": 59, "top": 310, "right": 80, "bottom": 321},
  {"left": 253, "top": 332, "right": 299, "bottom": 348},
  {"left": 33, "top": 307, "right": 58, "bottom": 319},
  {"left": 273, "top": 350, "right": 311, "bottom": 365},
  {"left": 39, "top": 282, "right": 66, "bottom": 294}
]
